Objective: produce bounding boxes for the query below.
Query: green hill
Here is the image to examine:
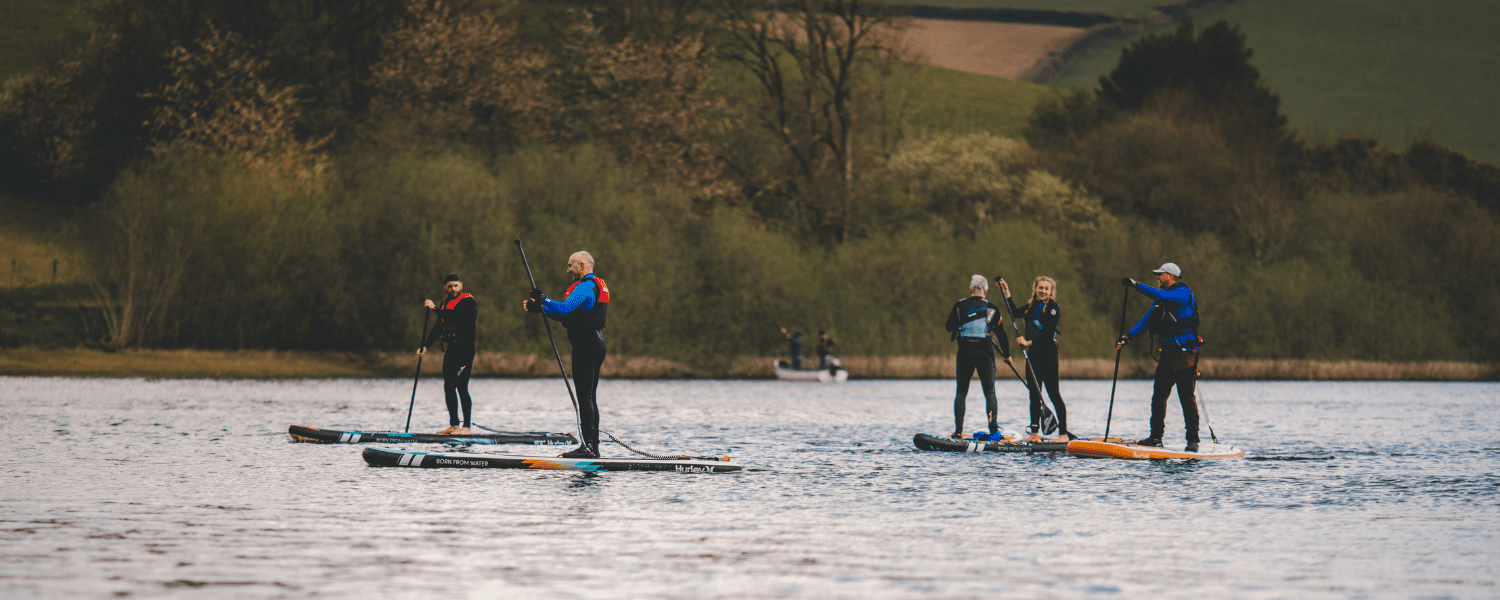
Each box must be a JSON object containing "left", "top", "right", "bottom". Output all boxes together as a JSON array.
[
  {"left": 1050, "top": 0, "right": 1500, "bottom": 164},
  {"left": 904, "top": 64, "right": 1054, "bottom": 138}
]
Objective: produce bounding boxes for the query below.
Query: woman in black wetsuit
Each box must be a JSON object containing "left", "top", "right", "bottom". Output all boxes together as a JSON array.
[
  {"left": 1000, "top": 276, "right": 1072, "bottom": 442},
  {"left": 944, "top": 275, "right": 1012, "bottom": 438}
]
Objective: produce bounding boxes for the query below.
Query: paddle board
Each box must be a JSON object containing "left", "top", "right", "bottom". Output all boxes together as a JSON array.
[
  {"left": 289, "top": 425, "right": 575, "bottom": 445},
  {"left": 361, "top": 446, "right": 743, "bottom": 473},
  {"left": 1066, "top": 439, "right": 1243, "bottom": 460},
  {"left": 913, "top": 433, "right": 1069, "bottom": 453}
]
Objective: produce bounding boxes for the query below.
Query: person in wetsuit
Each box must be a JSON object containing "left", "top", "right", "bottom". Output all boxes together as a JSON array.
[
  {"left": 1000, "top": 275, "right": 1073, "bottom": 442},
  {"left": 944, "top": 274, "right": 1012, "bottom": 438},
  {"left": 779, "top": 328, "right": 803, "bottom": 369},
  {"left": 419, "top": 273, "right": 477, "bottom": 435},
  {"left": 815, "top": 330, "right": 837, "bottom": 370},
  {"left": 1117, "top": 262, "right": 1203, "bottom": 451},
  {"left": 522, "top": 251, "right": 610, "bottom": 458}
]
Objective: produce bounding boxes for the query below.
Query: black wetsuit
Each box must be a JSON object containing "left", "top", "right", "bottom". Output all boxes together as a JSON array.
[
  {"left": 945, "top": 296, "right": 1009, "bottom": 434},
  {"left": 816, "top": 336, "right": 836, "bottom": 369},
  {"left": 543, "top": 274, "right": 609, "bottom": 453},
  {"left": 1006, "top": 297, "right": 1069, "bottom": 437},
  {"left": 785, "top": 332, "right": 804, "bottom": 369},
  {"left": 423, "top": 293, "right": 477, "bottom": 428}
]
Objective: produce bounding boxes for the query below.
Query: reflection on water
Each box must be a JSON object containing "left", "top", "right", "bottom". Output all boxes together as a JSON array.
[{"left": 1, "top": 377, "right": 1497, "bottom": 598}]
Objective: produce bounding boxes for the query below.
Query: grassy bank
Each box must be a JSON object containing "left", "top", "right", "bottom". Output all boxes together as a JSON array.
[{"left": 4, "top": 348, "right": 1494, "bottom": 381}]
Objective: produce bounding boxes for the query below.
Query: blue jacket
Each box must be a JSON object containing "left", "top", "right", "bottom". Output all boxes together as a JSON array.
[
  {"left": 541, "top": 277, "right": 597, "bottom": 319},
  {"left": 1127, "top": 281, "right": 1201, "bottom": 352}
]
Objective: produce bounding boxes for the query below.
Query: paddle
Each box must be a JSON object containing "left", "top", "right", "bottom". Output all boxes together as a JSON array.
[
  {"left": 404, "top": 309, "right": 431, "bottom": 433},
  {"left": 1195, "top": 368, "right": 1220, "bottom": 443},
  {"left": 514, "top": 239, "right": 585, "bottom": 441},
  {"left": 1103, "top": 285, "right": 1130, "bottom": 442},
  {"left": 995, "top": 275, "right": 1058, "bottom": 436}
]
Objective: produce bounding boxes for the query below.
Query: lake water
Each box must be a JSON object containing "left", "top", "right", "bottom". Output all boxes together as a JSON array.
[{"left": 2, "top": 377, "right": 1496, "bottom": 598}]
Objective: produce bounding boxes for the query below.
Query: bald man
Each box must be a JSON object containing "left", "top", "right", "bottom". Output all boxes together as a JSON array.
[{"left": 522, "top": 251, "right": 611, "bottom": 458}]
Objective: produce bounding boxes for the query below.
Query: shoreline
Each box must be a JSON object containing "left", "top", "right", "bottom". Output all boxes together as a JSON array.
[{"left": 1, "top": 348, "right": 1494, "bottom": 381}]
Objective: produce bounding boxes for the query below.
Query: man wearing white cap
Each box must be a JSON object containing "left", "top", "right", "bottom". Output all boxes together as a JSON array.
[{"left": 1116, "top": 262, "right": 1202, "bottom": 451}]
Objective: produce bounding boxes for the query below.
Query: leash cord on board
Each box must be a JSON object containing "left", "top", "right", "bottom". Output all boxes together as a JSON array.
[{"left": 474, "top": 423, "right": 722, "bottom": 461}]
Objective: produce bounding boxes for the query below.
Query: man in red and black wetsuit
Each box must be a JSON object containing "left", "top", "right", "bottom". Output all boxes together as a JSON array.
[
  {"left": 522, "top": 251, "right": 610, "bottom": 458},
  {"left": 419, "top": 273, "right": 477, "bottom": 435}
]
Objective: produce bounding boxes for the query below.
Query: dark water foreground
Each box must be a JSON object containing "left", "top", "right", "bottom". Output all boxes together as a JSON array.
[{"left": 2, "top": 377, "right": 1496, "bottom": 598}]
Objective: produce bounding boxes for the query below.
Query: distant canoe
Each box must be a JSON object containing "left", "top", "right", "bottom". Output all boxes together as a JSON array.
[
  {"left": 772, "top": 358, "right": 848, "bottom": 382},
  {"left": 1066, "top": 439, "right": 1244, "bottom": 460},
  {"left": 289, "top": 425, "right": 575, "bottom": 446}
]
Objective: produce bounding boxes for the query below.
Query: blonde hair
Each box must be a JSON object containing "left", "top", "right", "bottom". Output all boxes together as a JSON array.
[
  {"left": 1029, "top": 276, "right": 1057, "bottom": 305},
  {"left": 969, "top": 274, "right": 988, "bottom": 295}
]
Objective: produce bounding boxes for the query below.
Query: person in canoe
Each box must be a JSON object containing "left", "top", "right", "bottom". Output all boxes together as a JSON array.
[
  {"left": 522, "top": 251, "right": 611, "bottom": 459},
  {"left": 1117, "top": 262, "right": 1203, "bottom": 451},
  {"left": 944, "top": 274, "right": 1012, "bottom": 438},
  {"left": 815, "top": 330, "right": 837, "bottom": 371},
  {"left": 779, "top": 328, "right": 804, "bottom": 369},
  {"left": 999, "top": 275, "right": 1074, "bottom": 443},
  {"left": 419, "top": 273, "right": 477, "bottom": 435}
]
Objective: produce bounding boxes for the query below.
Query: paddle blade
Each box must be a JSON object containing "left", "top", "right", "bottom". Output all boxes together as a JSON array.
[{"left": 1041, "top": 408, "right": 1059, "bottom": 436}]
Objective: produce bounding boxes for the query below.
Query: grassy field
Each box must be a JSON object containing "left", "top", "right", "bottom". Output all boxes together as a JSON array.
[
  {"left": 0, "top": 0, "right": 85, "bottom": 85},
  {"left": 903, "top": 63, "right": 1054, "bottom": 138},
  {"left": 1050, "top": 0, "right": 1500, "bottom": 165},
  {"left": 0, "top": 192, "right": 88, "bottom": 288}
]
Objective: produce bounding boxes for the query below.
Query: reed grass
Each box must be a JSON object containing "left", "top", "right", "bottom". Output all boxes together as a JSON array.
[{"left": 5, "top": 348, "right": 1495, "bottom": 381}]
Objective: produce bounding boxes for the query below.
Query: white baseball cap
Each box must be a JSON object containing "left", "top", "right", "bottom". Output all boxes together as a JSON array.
[{"left": 1152, "top": 262, "right": 1182, "bottom": 276}]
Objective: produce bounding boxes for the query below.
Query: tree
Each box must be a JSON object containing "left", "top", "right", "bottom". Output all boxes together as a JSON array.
[
  {"left": 1023, "top": 19, "right": 1301, "bottom": 262},
  {"left": 717, "top": 0, "right": 909, "bottom": 244}
]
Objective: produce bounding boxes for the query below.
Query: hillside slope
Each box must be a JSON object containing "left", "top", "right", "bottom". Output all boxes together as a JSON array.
[{"left": 1050, "top": 0, "right": 1500, "bottom": 164}]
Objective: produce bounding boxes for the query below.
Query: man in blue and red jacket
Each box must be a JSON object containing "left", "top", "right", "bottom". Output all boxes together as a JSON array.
[
  {"left": 1117, "top": 262, "right": 1203, "bottom": 451},
  {"left": 522, "top": 251, "right": 610, "bottom": 458}
]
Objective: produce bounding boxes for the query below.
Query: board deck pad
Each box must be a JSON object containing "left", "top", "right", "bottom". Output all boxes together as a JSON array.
[
  {"left": 361, "top": 446, "right": 743, "bottom": 473},
  {"left": 1066, "top": 439, "right": 1243, "bottom": 460},
  {"left": 289, "top": 425, "right": 575, "bottom": 446},
  {"left": 913, "top": 433, "right": 1069, "bottom": 453}
]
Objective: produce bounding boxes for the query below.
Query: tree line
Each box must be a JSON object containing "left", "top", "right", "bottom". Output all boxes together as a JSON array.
[{"left": 1, "top": 2, "right": 1496, "bottom": 362}]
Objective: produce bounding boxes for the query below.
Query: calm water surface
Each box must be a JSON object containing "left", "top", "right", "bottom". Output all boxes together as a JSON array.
[{"left": 2, "top": 377, "right": 1496, "bottom": 599}]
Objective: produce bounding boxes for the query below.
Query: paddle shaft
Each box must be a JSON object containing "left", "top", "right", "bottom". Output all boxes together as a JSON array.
[
  {"left": 1103, "top": 286, "right": 1130, "bottom": 441},
  {"left": 514, "top": 239, "right": 584, "bottom": 439},
  {"left": 404, "top": 309, "right": 432, "bottom": 432},
  {"left": 1195, "top": 353, "right": 1219, "bottom": 443}
]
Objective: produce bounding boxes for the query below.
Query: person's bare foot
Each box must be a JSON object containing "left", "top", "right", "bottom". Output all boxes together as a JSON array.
[
  {"left": 437, "top": 426, "right": 459, "bottom": 435},
  {"left": 1021, "top": 433, "right": 1042, "bottom": 443},
  {"left": 1049, "top": 432, "right": 1075, "bottom": 443}
]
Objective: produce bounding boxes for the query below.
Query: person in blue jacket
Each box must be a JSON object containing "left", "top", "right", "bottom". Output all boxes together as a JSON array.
[
  {"left": 522, "top": 251, "right": 611, "bottom": 458},
  {"left": 1116, "top": 262, "right": 1202, "bottom": 451}
]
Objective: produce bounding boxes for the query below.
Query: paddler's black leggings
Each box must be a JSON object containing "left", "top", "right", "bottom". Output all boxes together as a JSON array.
[
  {"left": 1024, "top": 345, "right": 1068, "bottom": 436},
  {"left": 570, "top": 330, "right": 606, "bottom": 449},
  {"left": 1150, "top": 349, "right": 1200, "bottom": 443},
  {"left": 954, "top": 340, "right": 998, "bottom": 434},
  {"left": 443, "top": 344, "right": 475, "bottom": 427}
]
